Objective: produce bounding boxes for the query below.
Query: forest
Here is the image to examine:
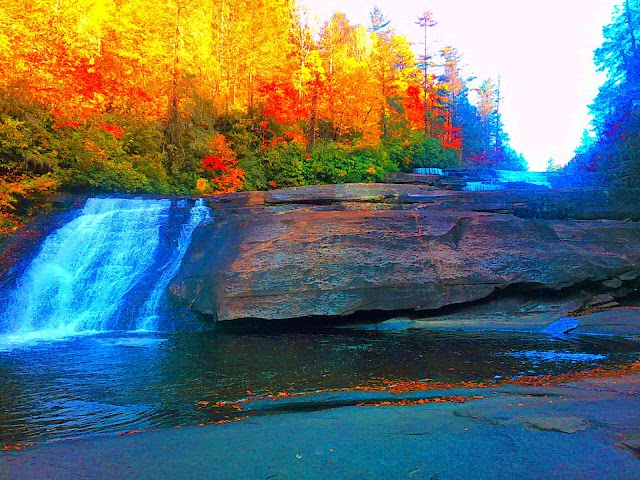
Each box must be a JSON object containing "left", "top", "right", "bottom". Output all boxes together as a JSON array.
[
  {"left": 568, "top": 0, "right": 640, "bottom": 186},
  {"left": 3, "top": 0, "right": 637, "bottom": 234}
]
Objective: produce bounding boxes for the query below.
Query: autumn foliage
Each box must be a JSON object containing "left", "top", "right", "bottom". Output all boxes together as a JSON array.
[
  {"left": 0, "top": 0, "right": 522, "bottom": 233},
  {"left": 198, "top": 135, "right": 244, "bottom": 194}
]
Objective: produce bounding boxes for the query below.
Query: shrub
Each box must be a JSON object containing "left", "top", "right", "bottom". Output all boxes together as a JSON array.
[{"left": 385, "top": 132, "right": 460, "bottom": 172}]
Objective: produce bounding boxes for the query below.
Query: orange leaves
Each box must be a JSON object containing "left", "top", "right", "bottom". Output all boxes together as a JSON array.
[
  {"left": 2, "top": 442, "right": 34, "bottom": 451},
  {"left": 356, "top": 395, "right": 477, "bottom": 408},
  {"left": 511, "top": 360, "right": 640, "bottom": 388},
  {"left": 258, "top": 80, "right": 302, "bottom": 124},
  {"left": 116, "top": 429, "right": 147, "bottom": 437},
  {"left": 198, "top": 134, "right": 244, "bottom": 194}
]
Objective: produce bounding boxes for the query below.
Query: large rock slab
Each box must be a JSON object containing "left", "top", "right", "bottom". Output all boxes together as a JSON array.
[{"left": 171, "top": 185, "right": 640, "bottom": 321}]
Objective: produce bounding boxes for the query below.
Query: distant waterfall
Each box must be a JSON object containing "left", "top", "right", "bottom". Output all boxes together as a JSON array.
[
  {"left": 136, "top": 199, "right": 210, "bottom": 331},
  {"left": 464, "top": 182, "right": 503, "bottom": 192},
  {"left": 496, "top": 170, "right": 552, "bottom": 188},
  {"left": 413, "top": 168, "right": 444, "bottom": 176}
]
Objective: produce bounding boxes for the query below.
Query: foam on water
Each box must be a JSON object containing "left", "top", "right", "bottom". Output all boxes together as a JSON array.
[
  {"left": 505, "top": 350, "right": 607, "bottom": 363},
  {"left": 496, "top": 170, "right": 552, "bottom": 188},
  {"left": 136, "top": 199, "right": 210, "bottom": 331},
  {"left": 0, "top": 197, "right": 213, "bottom": 347},
  {"left": 464, "top": 182, "right": 504, "bottom": 191}
]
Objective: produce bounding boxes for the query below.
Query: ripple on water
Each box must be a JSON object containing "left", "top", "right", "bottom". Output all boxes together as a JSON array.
[
  {"left": 502, "top": 350, "right": 607, "bottom": 363},
  {"left": 0, "top": 328, "right": 638, "bottom": 444}
]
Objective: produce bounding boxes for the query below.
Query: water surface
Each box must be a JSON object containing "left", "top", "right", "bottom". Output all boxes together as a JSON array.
[{"left": 1, "top": 327, "right": 637, "bottom": 444}]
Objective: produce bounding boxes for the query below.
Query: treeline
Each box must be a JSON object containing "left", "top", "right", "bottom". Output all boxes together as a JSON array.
[
  {"left": 567, "top": 0, "right": 640, "bottom": 185},
  {"left": 0, "top": 0, "right": 524, "bottom": 233}
]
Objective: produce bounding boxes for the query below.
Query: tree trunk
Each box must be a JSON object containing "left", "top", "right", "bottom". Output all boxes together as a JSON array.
[{"left": 306, "top": 72, "right": 319, "bottom": 154}]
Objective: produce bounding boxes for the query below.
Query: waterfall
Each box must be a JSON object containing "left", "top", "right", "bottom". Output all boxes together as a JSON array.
[
  {"left": 136, "top": 199, "right": 210, "bottom": 331},
  {"left": 1, "top": 198, "right": 169, "bottom": 342},
  {"left": 496, "top": 170, "right": 552, "bottom": 188},
  {"left": 0, "top": 197, "right": 209, "bottom": 346},
  {"left": 413, "top": 167, "right": 444, "bottom": 176},
  {"left": 463, "top": 182, "right": 504, "bottom": 192}
]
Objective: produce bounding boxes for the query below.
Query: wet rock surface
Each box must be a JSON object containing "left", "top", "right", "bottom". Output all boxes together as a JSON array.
[
  {"left": 4, "top": 373, "right": 640, "bottom": 479},
  {"left": 173, "top": 184, "right": 640, "bottom": 322}
]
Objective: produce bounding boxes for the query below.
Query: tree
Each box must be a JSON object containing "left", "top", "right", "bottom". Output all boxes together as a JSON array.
[
  {"left": 440, "top": 46, "right": 465, "bottom": 152},
  {"left": 571, "top": 0, "right": 640, "bottom": 184},
  {"left": 416, "top": 11, "right": 437, "bottom": 136},
  {"left": 369, "top": 7, "right": 417, "bottom": 141}
]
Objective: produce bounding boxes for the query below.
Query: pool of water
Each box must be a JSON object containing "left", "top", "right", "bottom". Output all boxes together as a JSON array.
[{"left": 0, "top": 327, "right": 638, "bottom": 444}]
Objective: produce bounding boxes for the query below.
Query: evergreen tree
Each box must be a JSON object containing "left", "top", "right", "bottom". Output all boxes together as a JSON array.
[{"left": 572, "top": 0, "right": 640, "bottom": 184}]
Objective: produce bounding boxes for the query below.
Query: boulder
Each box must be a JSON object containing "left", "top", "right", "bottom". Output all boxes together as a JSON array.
[{"left": 171, "top": 184, "right": 640, "bottom": 321}]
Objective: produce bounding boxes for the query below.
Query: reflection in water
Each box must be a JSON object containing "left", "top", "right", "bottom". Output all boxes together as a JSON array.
[{"left": 0, "top": 328, "right": 638, "bottom": 444}]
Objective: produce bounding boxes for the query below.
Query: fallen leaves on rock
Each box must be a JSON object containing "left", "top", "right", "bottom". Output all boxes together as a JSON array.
[
  {"left": 116, "top": 429, "right": 147, "bottom": 437},
  {"left": 2, "top": 442, "right": 34, "bottom": 452}
]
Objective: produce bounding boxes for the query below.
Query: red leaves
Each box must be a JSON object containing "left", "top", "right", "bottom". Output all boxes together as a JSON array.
[
  {"left": 440, "top": 125, "right": 462, "bottom": 151},
  {"left": 99, "top": 123, "right": 124, "bottom": 139},
  {"left": 201, "top": 155, "right": 229, "bottom": 172},
  {"left": 198, "top": 135, "right": 244, "bottom": 193}
]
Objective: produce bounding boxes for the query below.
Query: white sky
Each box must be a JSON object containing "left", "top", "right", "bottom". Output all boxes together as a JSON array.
[{"left": 301, "top": 0, "right": 620, "bottom": 171}]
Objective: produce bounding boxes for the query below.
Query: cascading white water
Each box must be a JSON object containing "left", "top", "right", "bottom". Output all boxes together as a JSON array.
[
  {"left": 136, "top": 199, "right": 210, "bottom": 331},
  {"left": 0, "top": 198, "right": 170, "bottom": 344},
  {"left": 463, "top": 182, "right": 504, "bottom": 192},
  {"left": 413, "top": 167, "right": 444, "bottom": 176},
  {"left": 496, "top": 170, "right": 552, "bottom": 188}
]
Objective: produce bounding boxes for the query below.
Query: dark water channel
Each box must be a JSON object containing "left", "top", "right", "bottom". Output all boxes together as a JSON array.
[{"left": 1, "top": 327, "right": 638, "bottom": 445}]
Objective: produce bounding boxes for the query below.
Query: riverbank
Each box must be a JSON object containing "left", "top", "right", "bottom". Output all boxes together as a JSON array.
[
  {"left": 2, "top": 369, "right": 639, "bottom": 479},
  {"left": 1, "top": 185, "right": 639, "bottom": 479},
  {"left": 2, "top": 306, "right": 639, "bottom": 479}
]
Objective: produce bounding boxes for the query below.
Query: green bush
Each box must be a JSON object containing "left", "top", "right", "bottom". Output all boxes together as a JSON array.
[
  {"left": 53, "top": 121, "right": 158, "bottom": 193},
  {"left": 259, "top": 142, "right": 306, "bottom": 188},
  {"left": 385, "top": 132, "right": 460, "bottom": 172},
  {"left": 306, "top": 143, "right": 398, "bottom": 184}
]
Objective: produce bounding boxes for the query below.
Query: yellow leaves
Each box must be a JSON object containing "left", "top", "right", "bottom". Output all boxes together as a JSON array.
[
  {"left": 195, "top": 177, "right": 208, "bottom": 192},
  {"left": 344, "top": 56, "right": 366, "bottom": 73},
  {"left": 353, "top": 26, "right": 373, "bottom": 60},
  {"left": 306, "top": 50, "right": 324, "bottom": 75},
  {"left": 0, "top": 118, "right": 29, "bottom": 150}
]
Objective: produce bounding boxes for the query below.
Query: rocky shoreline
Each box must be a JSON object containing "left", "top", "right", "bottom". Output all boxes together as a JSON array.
[
  {"left": 2, "top": 304, "right": 639, "bottom": 478},
  {"left": 3, "top": 357, "right": 639, "bottom": 479}
]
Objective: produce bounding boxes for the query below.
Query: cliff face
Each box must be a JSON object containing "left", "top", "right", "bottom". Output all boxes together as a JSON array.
[{"left": 171, "top": 185, "right": 640, "bottom": 321}]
